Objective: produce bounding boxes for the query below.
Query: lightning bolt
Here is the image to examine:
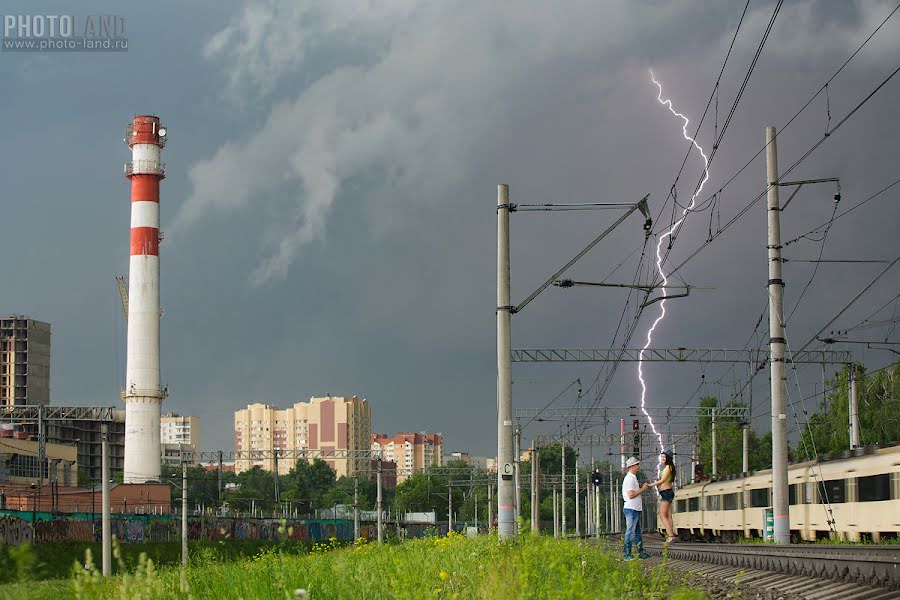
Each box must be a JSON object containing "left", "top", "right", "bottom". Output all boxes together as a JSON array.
[{"left": 638, "top": 70, "right": 711, "bottom": 452}]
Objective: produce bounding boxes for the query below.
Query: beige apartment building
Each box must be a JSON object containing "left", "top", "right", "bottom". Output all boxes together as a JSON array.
[
  {"left": 234, "top": 396, "right": 371, "bottom": 477},
  {"left": 371, "top": 432, "right": 442, "bottom": 483}
]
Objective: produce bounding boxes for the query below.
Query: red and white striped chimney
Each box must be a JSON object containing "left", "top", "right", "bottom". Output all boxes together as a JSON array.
[{"left": 123, "top": 115, "right": 167, "bottom": 483}]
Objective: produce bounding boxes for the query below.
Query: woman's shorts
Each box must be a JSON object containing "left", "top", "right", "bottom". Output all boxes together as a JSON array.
[{"left": 659, "top": 489, "right": 675, "bottom": 503}]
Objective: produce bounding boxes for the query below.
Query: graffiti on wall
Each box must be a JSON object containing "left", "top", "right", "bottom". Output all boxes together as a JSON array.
[
  {"left": 34, "top": 519, "right": 93, "bottom": 543},
  {"left": 0, "top": 516, "right": 33, "bottom": 545},
  {"left": 0, "top": 513, "right": 374, "bottom": 545}
]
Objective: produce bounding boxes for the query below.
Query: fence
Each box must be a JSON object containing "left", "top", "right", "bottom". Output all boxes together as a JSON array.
[{"left": 0, "top": 510, "right": 374, "bottom": 545}]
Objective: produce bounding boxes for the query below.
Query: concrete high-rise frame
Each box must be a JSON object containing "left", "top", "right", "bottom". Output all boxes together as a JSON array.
[{"left": 1, "top": 316, "right": 50, "bottom": 407}]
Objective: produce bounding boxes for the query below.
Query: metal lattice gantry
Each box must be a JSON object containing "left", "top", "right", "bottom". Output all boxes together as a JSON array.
[
  {"left": 0, "top": 405, "right": 117, "bottom": 423},
  {"left": 510, "top": 347, "right": 850, "bottom": 364},
  {"left": 182, "top": 448, "right": 375, "bottom": 463},
  {"left": 532, "top": 431, "right": 700, "bottom": 454},
  {"left": 515, "top": 405, "right": 749, "bottom": 423}
]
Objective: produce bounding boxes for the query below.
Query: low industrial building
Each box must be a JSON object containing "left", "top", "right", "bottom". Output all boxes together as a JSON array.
[{"left": 0, "top": 429, "right": 77, "bottom": 485}]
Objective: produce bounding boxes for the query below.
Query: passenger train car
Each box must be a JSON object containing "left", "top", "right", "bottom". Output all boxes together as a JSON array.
[{"left": 671, "top": 443, "right": 900, "bottom": 542}]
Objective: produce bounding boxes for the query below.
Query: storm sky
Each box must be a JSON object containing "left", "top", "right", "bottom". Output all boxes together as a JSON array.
[{"left": 2, "top": 0, "right": 898, "bottom": 457}]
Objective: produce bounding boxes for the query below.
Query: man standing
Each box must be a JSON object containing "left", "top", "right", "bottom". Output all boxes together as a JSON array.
[{"left": 622, "top": 456, "right": 651, "bottom": 560}]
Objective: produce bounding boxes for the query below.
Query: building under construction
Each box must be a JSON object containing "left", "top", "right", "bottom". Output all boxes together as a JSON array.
[{"left": 1, "top": 316, "right": 50, "bottom": 407}]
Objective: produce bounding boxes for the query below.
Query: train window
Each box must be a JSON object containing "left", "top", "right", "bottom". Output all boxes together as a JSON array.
[
  {"left": 688, "top": 497, "right": 699, "bottom": 512},
  {"left": 706, "top": 494, "right": 720, "bottom": 511},
  {"left": 858, "top": 474, "right": 891, "bottom": 502},
  {"left": 789, "top": 484, "right": 800, "bottom": 505},
  {"left": 821, "top": 479, "right": 846, "bottom": 504},
  {"left": 804, "top": 482, "right": 816, "bottom": 504},
  {"left": 722, "top": 493, "right": 738, "bottom": 511},
  {"left": 750, "top": 487, "right": 769, "bottom": 508},
  {"left": 677, "top": 499, "right": 687, "bottom": 513}
]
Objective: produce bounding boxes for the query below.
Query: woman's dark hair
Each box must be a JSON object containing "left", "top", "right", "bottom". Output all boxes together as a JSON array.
[{"left": 661, "top": 450, "right": 676, "bottom": 482}]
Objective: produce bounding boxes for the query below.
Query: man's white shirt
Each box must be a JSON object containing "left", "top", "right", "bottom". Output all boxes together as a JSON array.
[{"left": 622, "top": 471, "right": 642, "bottom": 511}]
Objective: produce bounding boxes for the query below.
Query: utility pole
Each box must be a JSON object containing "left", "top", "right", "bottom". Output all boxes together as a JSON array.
[
  {"left": 574, "top": 454, "right": 580, "bottom": 537},
  {"left": 849, "top": 364, "right": 860, "bottom": 449},
  {"left": 515, "top": 419, "right": 523, "bottom": 520},
  {"left": 530, "top": 443, "right": 539, "bottom": 533},
  {"left": 448, "top": 484, "right": 453, "bottom": 533},
  {"left": 353, "top": 477, "right": 360, "bottom": 541},
  {"left": 217, "top": 450, "right": 223, "bottom": 503},
  {"left": 608, "top": 463, "right": 613, "bottom": 533},
  {"left": 496, "top": 183, "right": 516, "bottom": 539},
  {"left": 766, "top": 125, "right": 790, "bottom": 544},
  {"left": 585, "top": 470, "right": 591, "bottom": 536},
  {"left": 691, "top": 432, "right": 698, "bottom": 483},
  {"left": 742, "top": 426, "right": 749, "bottom": 473},
  {"left": 376, "top": 462, "right": 383, "bottom": 544},
  {"left": 711, "top": 407, "right": 717, "bottom": 476},
  {"left": 744, "top": 360, "right": 752, "bottom": 473},
  {"left": 101, "top": 423, "right": 111, "bottom": 577},
  {"left": 182, "top": 461, "right": 188, "bottom": 566},
  {"left": 273, "top": 449, "right": 280, "bottom": 504},
  {"left": 552, "top": 485, "right": 558, "bottom": 538},
  {"left": 560, "top": 443, "right": 566, "bottom": 536},
  {"left": 488, "top": 483, "right": 493, "bottom": 530}
]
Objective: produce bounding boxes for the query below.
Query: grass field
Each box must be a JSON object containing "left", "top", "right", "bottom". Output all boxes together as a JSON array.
[
  {"left": 0, "top": 539, "right": 319, "bottom": 584},
  {"left": 0, "top": 533, "right": 707, "bottom": 599}
]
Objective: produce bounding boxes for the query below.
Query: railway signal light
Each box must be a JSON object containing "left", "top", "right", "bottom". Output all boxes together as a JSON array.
[{"left": 591, "top": 471, "right": 603, "bottom": 487}]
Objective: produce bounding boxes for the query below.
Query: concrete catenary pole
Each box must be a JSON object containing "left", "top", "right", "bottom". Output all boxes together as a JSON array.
[
  {"left": 766, "top": 125, "right": 790, "bottom": 544},
  {"left": 574, "top": 455, "right": 580, "bottom": 537},
  {"left": 742, "top": 426, "right": 749, "bottom": 473},
  {"left": 561, "top": 443, "right": 566, "bottom": 536},
  {"left": 585, "top": 470, "right": 591, "bottom": 536},
  {"left": 182, "top": 461, "right": 188, "bottom": 566},
  {"left": 496, "top": 184, "right": 516, "bottom": 539},
  {"left": 123, "top": 115, "right": 167, "bottom": 483},
  {"left": 849, "top": 365, "right": 860, "bottom": 449},
  {"left": 514, "top": 420, "right": 521, "bottom": 520},
  {"left": 608, "top": 463, "right": 614, "bottom": 532},
  {"left": 711, "top": 408, "right": 717, "bottom": 476},
  {"left": 530, "top": 444, "right": 539, "bottom": 532},
  {"left": 217, "top": 450, "right": 223, "bottom": 503},
  {"left": 101, "top": 423, "right": 111, "bottom": 577},
  {"left": 353, "top": 477, "right": 360, "bottom": 541},
  {"left": 448, "top": 485, "right": 453, "bottom": 533},
  {"left": 376, "top": 463, "right": 383, "bottom": 544},
  {"left": 552, "top": 486, "right": 558, "bottom": 538},
  {"left": 488, "top": 483, "right": 493, "bottom": 530}
]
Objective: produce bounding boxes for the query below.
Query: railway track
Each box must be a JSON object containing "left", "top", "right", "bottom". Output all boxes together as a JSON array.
[{"left": 596, "top": 534, "right": 900, "bottom": 599}]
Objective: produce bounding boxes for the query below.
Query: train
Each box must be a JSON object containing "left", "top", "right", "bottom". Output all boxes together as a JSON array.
[{"left": 671, "top": 442, "right": 899, "bottom": 543}]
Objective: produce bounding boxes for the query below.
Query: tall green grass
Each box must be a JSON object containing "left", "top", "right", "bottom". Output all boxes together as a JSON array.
[
  {"left": 51, "top": 532, "right": 705, "bottom": 599},
  {"left": 0, "top": 539, "right": 318, "bottom": 584}
]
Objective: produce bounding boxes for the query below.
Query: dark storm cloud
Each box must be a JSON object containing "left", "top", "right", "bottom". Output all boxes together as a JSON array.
[{"left": 2, "top": 0, "right": 897, "bottom": 455}]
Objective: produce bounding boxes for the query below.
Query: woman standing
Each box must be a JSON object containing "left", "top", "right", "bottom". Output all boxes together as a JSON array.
[{"left": 650, "top": 450, "right": 677, "bottom": 544}]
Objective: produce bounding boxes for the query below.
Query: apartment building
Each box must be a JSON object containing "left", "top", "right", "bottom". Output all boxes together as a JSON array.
[
  {"left": 371, "top": 432, "right": 442, "bottom": 483},
  {"left": 1, "top": 316, "right": 50, "bottom": 406},
  {"left": 234, "top": 395, "right": 371, "bottom": 477},
  {"left": 160, "top": 412, "right": 200, "bottom": 466}
]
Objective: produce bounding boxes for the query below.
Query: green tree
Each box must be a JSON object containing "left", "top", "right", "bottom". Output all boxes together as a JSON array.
[
  {"left": 796, "top": 362, "right": 900, "bottom": 457},
  {"left": 697, "top": 396, "right": 770, "bottom": 477},
  {"left": 77, "top": 468, "right": 92, "bottom": 487},
  {"left": 280, "top": 459, "right": 337, "bottom": 512}
]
